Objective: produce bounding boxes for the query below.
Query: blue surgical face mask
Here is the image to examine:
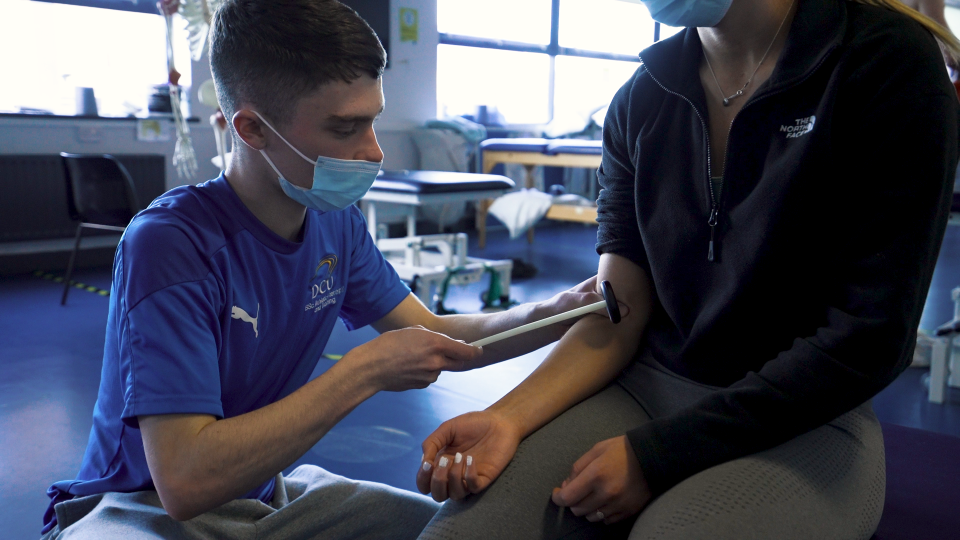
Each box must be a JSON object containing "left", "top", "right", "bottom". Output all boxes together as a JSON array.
[
  {"left": 639, "top": 0, "right": 733, "bottom": 28},
  {"left": 251, "top": 111, "right": 382, "bottom": 213}
]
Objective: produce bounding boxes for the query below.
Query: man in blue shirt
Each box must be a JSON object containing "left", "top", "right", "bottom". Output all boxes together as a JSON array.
[{"left": 41, "top": 1, "right": 608, "bottom": 538}]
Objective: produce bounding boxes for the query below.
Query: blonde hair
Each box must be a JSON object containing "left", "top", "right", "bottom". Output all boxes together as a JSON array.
[{"left": 848, "top": 0, "right": 960, "bottom": 63}]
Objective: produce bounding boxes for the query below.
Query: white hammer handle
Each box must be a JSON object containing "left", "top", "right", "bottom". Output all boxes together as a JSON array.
[{"left": 470, "top": 300, "right": 607, "bottom": 348}]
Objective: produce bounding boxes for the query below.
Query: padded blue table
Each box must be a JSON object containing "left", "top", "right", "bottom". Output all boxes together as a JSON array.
[
  {"left": 360, "top": 170, "right": 516, "bottom": 310},
  {"left": 479, "top": 138, "right": 602, "bottom": 171},
  {"left": 362, "top": 169, "right": 514, "bottom": 238}
]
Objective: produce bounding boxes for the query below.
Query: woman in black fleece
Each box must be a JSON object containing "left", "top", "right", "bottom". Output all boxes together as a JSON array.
[{"left": 415, "top": 0, "right": 960, "bottom": 538}]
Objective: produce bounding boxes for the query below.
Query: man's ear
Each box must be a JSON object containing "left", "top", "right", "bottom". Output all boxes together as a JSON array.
[{"left": 232, "top": 109, "right": 268, "bottom": 150}]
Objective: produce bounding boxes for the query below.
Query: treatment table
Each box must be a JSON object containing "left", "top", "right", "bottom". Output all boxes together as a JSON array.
[
  {"left": 361, "top": 170, "right": 515, "bottom": 311},
  {"left": 478, "top": 138, "right": 602, "bottom": 248}
]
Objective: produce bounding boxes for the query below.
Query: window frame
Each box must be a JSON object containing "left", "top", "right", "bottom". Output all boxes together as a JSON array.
[
  {"left": 33, "top": 0, "right": 160, "bottom": 15},
  {"left": 438, "top": 0, "right": 663, "bottom": 127}
]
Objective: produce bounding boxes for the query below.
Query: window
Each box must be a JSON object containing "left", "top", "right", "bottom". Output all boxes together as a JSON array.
[
  {"left": 437, "top": 0, "right": 680, "bottom": 127},
  {"left": 553, "top": 55, "right": 641, "bottom": 129},
  {"left": 558, "top": 0, "right": 656, "bottom": 56},
  {"left": 438, "top": 0, "right": 552, "bottom": 45},
  {"left": 437, "top": 46, "right": 551, "bottom": 124},
  {"left": 945, "top": 6, "right": 960, "bottom": 36},
  {"left": 0, "top": 0, "right": 191, "bottom": 117}
]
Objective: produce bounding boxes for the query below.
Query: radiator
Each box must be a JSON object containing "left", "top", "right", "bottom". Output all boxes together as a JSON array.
[{"left": 0, "top": 154, "right": 166, "bottom": 243}]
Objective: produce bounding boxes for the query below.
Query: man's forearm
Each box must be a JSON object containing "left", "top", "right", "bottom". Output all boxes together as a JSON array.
[
  {"left": 429, "top": 303, "right": 569, "bottom": 365},
  {"left": 375, "top": 279, "right": 605, "bottom": 367},
  {"left": 141, "top": 359, "right": 377, "bottom": 521}
]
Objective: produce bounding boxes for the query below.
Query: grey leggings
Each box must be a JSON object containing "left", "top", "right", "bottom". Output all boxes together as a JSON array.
[{"left": 418, "top": 354, "right": 886, "bottom": 540}]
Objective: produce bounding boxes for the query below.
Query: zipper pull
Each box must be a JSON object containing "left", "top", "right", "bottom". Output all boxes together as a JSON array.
[{"left": 707, "top": 207, "right": 718, "bottom": 262}]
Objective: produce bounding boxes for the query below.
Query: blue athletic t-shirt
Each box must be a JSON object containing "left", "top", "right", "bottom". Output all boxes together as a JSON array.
[{"left": 43, "top": 174, "right": 409, "bottom": 532}]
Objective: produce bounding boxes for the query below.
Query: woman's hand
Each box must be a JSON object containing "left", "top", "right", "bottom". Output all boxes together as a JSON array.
[
  {"left": 416, "top": 410, "right": 523, "bottom": 502},
  {"left": 551, "top": 435, "right": 652, "bottom": 524}
]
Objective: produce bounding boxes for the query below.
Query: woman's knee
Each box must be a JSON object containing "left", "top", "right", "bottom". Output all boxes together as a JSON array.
[{"left": 627, "top": 406, "right": 885, "bottom": 540}]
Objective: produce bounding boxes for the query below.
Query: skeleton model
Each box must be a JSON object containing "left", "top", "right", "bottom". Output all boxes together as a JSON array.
[{"left": 158, "top": 0, "right": 224, "bottom": 178}]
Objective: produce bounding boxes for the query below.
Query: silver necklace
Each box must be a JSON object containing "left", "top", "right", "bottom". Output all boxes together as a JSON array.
[{"left": 703, "top": 0, "right": 795, "bottom": 107}]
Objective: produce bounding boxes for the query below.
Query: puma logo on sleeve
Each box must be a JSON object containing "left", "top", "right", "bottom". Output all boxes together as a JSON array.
[{"left": 231, "top": 304, "right": 259, "bottom": 338}]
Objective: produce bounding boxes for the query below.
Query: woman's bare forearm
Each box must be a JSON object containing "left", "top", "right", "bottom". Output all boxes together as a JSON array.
[
  {"left": 487, "top": 254, "right": 653, "bottom": 437},
  {"left": 488, "top": 313, "right": 642, "bottom": 437}
]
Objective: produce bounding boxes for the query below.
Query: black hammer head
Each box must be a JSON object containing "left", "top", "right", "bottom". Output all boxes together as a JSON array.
[{"left": 600, "top": 280, "right": 621, "bottom": 324}]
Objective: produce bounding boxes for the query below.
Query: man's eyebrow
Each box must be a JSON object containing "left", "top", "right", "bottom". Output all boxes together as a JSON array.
[{"left": 326, "top": 105, "right": 385, "bottom": 124}]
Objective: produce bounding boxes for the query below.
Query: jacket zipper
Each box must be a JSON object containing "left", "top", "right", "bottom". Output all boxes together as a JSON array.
[
  {"left": 709, "top": 121, "right": 736, "bottom": 261},
  {"left": 641, "top": 64, "right": 718, "bottom": 261},
  {"left": 639, "top": 47, "right": 836, "bottom": 261}
]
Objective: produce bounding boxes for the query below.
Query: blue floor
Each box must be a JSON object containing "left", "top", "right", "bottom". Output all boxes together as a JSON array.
[{"left": 1, "top": 222, "right": 959, "bottom": 539}]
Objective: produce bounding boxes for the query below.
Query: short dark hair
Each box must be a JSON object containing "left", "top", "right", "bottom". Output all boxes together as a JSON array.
[{"left": 210, "top": 0, "right": 387, "bottom": 127}]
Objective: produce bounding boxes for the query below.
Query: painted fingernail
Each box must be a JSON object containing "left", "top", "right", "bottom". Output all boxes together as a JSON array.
[
  {"left": 455, "top": 452, "right": 463, "bottom": 464},
  {"left": 422, "top": 461, "right": 432, "bottom": 472},
  {"left": 466, "top": 455, "right": 473, "bottom": 466},
  {"left": 439, "top": 456, "right": 449, "bottom": 468}
]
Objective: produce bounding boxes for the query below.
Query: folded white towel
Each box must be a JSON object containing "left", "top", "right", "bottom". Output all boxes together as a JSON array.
[{"left": 488, "top": 189, "right": 553, "bottom": 239}]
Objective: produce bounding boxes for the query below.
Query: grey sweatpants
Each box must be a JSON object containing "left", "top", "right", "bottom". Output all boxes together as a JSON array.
[
  {"left": 42, "top": 465, "right": 439, "bottom": 539},
  {"left": 419, "top": 353, "right": 886, "bottom": 540}
]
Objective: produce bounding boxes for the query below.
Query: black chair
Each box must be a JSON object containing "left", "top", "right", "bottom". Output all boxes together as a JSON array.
[{"left": 60, "top": 153, "right": 141, "bottom": 305}]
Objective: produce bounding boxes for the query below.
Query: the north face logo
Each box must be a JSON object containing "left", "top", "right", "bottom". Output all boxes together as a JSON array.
[{"left": 780, "top": 116, "right": 816, "bottom": 138}]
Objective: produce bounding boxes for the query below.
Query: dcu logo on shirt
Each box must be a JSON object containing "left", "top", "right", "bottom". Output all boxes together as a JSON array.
[
  {"left": 311, "top": 255, "right": 338, "bottom": 297},
  {"left": 306, "top": 254, "right": 344, "bottom": 313}
]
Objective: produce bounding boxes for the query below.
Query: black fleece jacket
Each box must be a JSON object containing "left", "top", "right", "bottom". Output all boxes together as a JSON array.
[{"left": 596, "top": 0, "right": 959, "bottom": 496}]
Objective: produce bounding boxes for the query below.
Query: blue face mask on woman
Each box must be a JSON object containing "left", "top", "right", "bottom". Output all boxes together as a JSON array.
[
  {"left": 639, "top": 0, "right": 733, "bottom": 28},
  {"left": 252, "top": 111, "right": 382, "bottom": 213}
]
